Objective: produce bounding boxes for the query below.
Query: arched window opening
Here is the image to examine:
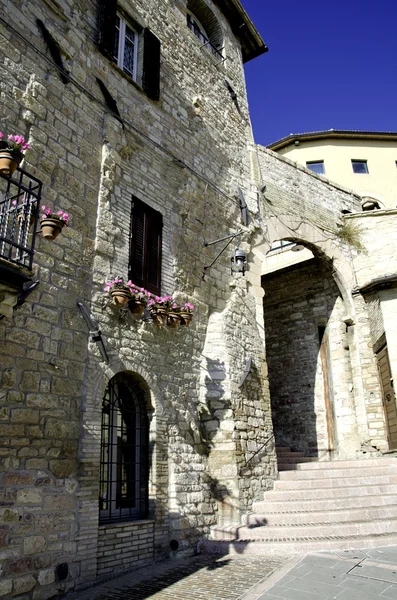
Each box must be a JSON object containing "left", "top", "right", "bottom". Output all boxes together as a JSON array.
[
  {"left": 99, "top": 373, "right": 149, "bottom": 523},
  {"left": 186, "top": 0, "right": 223, "bottom": 60}
]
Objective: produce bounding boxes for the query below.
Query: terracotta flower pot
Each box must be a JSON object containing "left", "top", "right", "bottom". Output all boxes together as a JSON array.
[
  {"left": 180, "top": 311, "right": 193, "bottom": 326},
  {"left": 40, "top": 217, "right": 64, "bottom": 240},
  {"left": 129, "top": 299, "right": 146, "bottom": 318},
  {"left": 0, "top": 149, "right": 23, "bottom": 177},
  {"left": 167, "top": 312, "right": 181, "bottom": 328},
  {"left": 110, "top": 288, "right": 131, "bottom": 308},
  {"left": 149, "top": 306, "right": 168, "bottom": 326}
]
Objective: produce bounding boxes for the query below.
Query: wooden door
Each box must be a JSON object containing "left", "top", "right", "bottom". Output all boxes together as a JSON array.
[{"left": 377, "top": 346, "right": 397, "bottom": 450}]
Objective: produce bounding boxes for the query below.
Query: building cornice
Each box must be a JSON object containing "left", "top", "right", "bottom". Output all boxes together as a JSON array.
[
  {"left": 267, "top": 130, "right": 397, "bottom": 151},
  {"left": 215, "top": 0, "right": 268, "bottom": 62}
]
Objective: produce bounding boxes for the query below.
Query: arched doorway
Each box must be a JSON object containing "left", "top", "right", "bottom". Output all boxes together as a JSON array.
[{"left": 259, "top": 237, "right": 360, "bottom": 460}]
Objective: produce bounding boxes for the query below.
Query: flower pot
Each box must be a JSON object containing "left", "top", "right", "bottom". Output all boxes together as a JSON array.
[
  {"left": 110, "top": 288, "right": 131, "bottom": 308},
  {"left": 180, "top": 311, "right": 193, "bottom": 326},
  {"left": 149, "top": 306, "right": 168, "bottom": 326},
  {"left": 0, "top": 149, "right": 23, "bottom": 176},
  {"left": 129, "top": 299, "right": 146, "bottom": 318},
  {"left": 40, "top": 217, "right": 65, "bottom": 240},
  {"left": 167, "top": 311, "right": 181, "bottom": 328}
]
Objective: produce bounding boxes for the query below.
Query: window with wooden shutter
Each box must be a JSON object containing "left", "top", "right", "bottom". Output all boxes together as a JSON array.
[
  {"left": 142, "top": 29, "right": 161, "bottom": 101},
  {"left": 129, "top": 197, "right": 162, "bottom": 296},
  {"left": 98, "top": 2, "right": 161, "bottom": 99}
]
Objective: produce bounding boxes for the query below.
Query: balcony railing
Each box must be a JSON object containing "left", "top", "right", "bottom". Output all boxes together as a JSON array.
[{"left": 0, "top": 168, "right": 42, "bottom": 271}]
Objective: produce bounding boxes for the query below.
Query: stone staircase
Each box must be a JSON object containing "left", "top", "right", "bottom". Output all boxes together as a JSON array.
[{"left": 199, "top": 450, "right": 397, "bottom": 555}]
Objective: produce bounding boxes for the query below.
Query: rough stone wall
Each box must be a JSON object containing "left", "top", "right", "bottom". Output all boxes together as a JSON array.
[
  {"left": 0, "top": 0, "right": 274, "bottom": 597},
  {"left": 262, "top": 258, "right": 353, "bottom": 457}
]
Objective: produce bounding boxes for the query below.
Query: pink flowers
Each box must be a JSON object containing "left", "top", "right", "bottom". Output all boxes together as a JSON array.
[
  {"left": 41, "top": 205, "right": 69, "bottom": 226},
  {"left": 0, "top": 131, "right": 31, "bottom": 153}
]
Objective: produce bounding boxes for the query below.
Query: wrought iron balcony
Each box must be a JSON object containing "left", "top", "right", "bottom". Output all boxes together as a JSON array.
[{"left": 0, "top": 167, "right": 42, "bottom": 273}]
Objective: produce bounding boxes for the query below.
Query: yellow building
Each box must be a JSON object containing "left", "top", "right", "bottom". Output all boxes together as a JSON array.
[{"left": 268, "top": 130, "right": 397, "bottom": 209}]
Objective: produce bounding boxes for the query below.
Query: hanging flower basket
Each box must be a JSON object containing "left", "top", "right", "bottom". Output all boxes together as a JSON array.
[
  {"left": 39, "top": 206, "right": 69, "bottom": 240},
  {"left": 128, "top": 299, "right": 146, "bottom": 317},
  {"left": 110, "top": 287, "right": 131, "bottom": 307},
  {"left": 148, "top": 304, "right": 168, "bottom": 326},
  {"left": 167, "top": 310, "right": 182, "bottom": 328},
  {"left": 0, "top": 133, "right": 30, "bottom": 176},
  {"left": 180, "top": 303, "right": 195, "bottom": 326}
]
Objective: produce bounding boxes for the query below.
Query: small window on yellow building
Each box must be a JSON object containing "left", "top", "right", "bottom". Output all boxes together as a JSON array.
[{"left": 352, "top": 160, "right": 368, "bottom": 174}]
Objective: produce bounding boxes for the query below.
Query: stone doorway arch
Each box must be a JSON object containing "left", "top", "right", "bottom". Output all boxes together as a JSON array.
[{"left": 248, "top": 217, "right": 368, "bottom": 460}]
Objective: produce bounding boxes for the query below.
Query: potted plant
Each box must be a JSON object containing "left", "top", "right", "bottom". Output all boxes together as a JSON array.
[
  {"left": 0, "top": 132, "right": 30, "bottom": 176},
  {"left": 179, "top": 302, "right": 195, "bottom": 326},
  {"left": 167, "top": 302, "right": 182, "bottom": 328},
  {"left": 104, "top": 277, "right": 132, "bottom": 308},
  {"left": 127, "top": 282, "right": 149, "bottom": 318},
  {"left": 40, "top": 206, "right": 69, "bottom": 240},
  {"left": 148, "top": 296, "right": 173, "bottom": 326}
]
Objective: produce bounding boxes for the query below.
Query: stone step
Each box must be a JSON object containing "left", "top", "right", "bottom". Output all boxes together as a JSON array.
[
  {"left": 278, "top": 464, "right": 397, "bottom": 480},
  {"left": 262, "top": 483, "right": 397, "bottom": 502},
  {"left": 198, "top": 532, "right": 397, "bottom": 557},
  {"left": 243, "top": 504, "right": 397, "bottom": 527},
  {"left": 277, "top": 456, "right": 318, "bottom": 464},
  {"left": 253, "top": 492, "right": 397, "bottom": 513},
  {"left": 274, "top": 473, "right": 397, "bottom": 490},
  {"left": 210, "top": 517, "right": 397, "bottom": 541},
  {"left": 290, "top": 457, "right": 397, "bottom": 471}
]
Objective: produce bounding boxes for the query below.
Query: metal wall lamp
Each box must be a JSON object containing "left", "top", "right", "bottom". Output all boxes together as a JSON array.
[{"left": 202, "top": 230, "right": 247, "bottom": 279}]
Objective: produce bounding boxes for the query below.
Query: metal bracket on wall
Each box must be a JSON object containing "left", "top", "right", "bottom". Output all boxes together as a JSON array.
[{"left": 77, "top": 302, "right": 109, "bottom": 363}]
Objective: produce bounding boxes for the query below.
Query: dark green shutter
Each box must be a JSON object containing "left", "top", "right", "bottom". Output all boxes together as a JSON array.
[
  {"left": 129, "top": 197, "right": 162, "bottom": 295},
  {"left": 142, "top": 29, "right": 161, "bottom": 101},
  {"left": 98, "top": 0, "right": 118, "bottom": 58}
]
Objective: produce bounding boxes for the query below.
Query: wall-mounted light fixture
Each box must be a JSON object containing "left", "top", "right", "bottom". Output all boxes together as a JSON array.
[{"left": 231, "top": 248, "right": 247, "bottom": 275}]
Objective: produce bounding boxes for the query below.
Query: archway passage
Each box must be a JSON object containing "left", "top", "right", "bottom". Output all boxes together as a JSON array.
[{"left": 262, "top": 254, "right": 345, "bottom": 459}]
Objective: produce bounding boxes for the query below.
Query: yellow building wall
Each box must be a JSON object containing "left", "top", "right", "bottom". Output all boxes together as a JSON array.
[{"left": 277, "top": 139, "right": 397, "bottom": 208}]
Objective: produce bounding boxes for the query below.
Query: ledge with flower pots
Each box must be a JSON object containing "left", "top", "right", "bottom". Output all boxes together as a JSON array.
[{"left": 104, "top": 278, "right": 195, "bottom": 328}]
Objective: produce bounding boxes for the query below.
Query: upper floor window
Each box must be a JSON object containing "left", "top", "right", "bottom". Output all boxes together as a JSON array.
[
  {"left": 186, "top": 0, "right": 223, "bottom": 61},
  {"left": 98, "top": 1, "right": 161, "bottom": 101},
  {"left": 352, "top": 160, "right": 368, "bottom": 174},
  {"left": 306, "top": 161, "right": 325, "bottom": 175},
  {"left": 113, "top": 14, "right": 138, "bottom": 80},
  {"left": 129, "top": 197, "right": 162, "bottom": 296}
]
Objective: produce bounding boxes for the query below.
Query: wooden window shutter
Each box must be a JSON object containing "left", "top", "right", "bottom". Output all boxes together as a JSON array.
[
  {"left": 142, "top": 29, "right": 161, "bottom": 101},
  {"left": 98, "top": 0, "right": 118, "bottom": 58},
  {"left": 129, "top": 197, "right": 162, "bottom": 295}
]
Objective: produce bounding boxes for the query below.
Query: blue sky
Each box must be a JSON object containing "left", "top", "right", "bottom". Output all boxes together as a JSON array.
[{"left": 242, "top": 0, "right": 397, "bottom": 146}]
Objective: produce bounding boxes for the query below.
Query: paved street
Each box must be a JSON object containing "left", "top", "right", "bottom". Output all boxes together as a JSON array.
[{"left": 67, "top": 546, "right": 397, "bottom": 600}]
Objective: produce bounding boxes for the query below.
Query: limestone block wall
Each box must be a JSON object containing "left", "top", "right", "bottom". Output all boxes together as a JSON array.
[{"left": 0, "top": 0, "right": 273, "bottom": 597}]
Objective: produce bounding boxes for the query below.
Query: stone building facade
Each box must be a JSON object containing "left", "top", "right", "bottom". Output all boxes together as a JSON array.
[{"left": 1, "top": 1, "right": 397, "bottom": 599}]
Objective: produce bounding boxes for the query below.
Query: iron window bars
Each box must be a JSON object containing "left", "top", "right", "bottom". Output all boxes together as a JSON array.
[
  {"left": 187, "top": 12, "right": 224, "bottom": 61},
  {"left": 0, "top": 168, "right": 42, "bottom": 271},
  {"left": 99, "top": 373, "right": 149, "bottom": 523}
]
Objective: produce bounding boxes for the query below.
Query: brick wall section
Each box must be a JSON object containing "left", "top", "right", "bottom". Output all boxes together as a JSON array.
[{"left": 97, "top": 521, "right": 154, "bottom": 578}]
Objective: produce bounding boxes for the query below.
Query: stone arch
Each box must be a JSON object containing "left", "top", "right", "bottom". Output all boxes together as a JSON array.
[
  {"left": 248, "top": 214, "right": 368, "bottom": 459},
  {"left": 187, "top": 0, "right": 224, "bottom": 51}
]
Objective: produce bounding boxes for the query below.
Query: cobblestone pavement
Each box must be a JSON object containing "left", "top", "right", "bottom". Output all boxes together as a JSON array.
[
  {"left": 256, "top": 546, "right": 397, "bottom": 600},
  {"left": 67, "top": 554, "right": 289, "bottom": 600}
]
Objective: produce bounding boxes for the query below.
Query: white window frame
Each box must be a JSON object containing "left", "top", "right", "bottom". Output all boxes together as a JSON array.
[{"left": 114, "top": 13, "right": 139, "bottom": 81}]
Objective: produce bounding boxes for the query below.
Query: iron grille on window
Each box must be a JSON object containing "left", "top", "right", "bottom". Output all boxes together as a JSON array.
[
  {"left": 99, "top": 373, "right": 149, "bottom": 523},
  {"left": 0, "top": 168, "right": 42, "bottom": 270}
]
